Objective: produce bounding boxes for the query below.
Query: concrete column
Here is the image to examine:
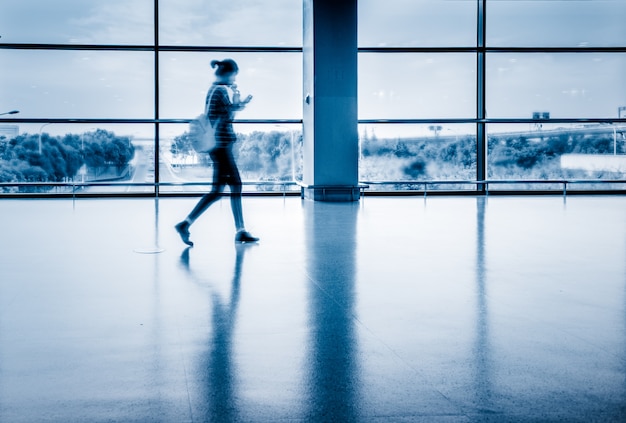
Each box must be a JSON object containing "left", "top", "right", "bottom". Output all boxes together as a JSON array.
[{"left": 302, "top": 0, "right": 359, "bottom": 201}]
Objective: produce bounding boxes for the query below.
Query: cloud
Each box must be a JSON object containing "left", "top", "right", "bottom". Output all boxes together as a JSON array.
[
  {"left": 0, "top": 0, "right": 88, "bottom": 43},
  {"left": 0, "top": 49, "right": 153, "bottom": 119},
  {"left": 0, "top": 0, "right": 152, "bottom": 44},
  {"left": 159, "top": 0, "right": 301, "bottom": 46},
  {"left": 68, "top": 1, "right": 153, "bottom": 44}
]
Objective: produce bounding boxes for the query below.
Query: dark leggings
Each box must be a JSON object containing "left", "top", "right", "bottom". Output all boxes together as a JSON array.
[{"left": 188, "top": 147, "right": 244, "bottom": 229}]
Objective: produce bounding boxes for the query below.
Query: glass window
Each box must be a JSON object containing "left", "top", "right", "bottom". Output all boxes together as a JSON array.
[
  {"left": 358, "top": 0, "right": 476, "bottom": 47},
  {"left": 359, "top": 123, "right": 477, "bottom": 191},
  {"left": 159, "top": 0, "right": 302, "bottom": 46},
  {"left": 487, "top": 123, "right": 626, "bottom": 190},
  {"left": 0, "top": 123, "right": 153, "bottom": 194},
  {"left": 488, "top": 0, "right": 626, "bottom": 47},
  {"left": 0, "top": 0, "right": 154, "bottom": 45},
  {"left": 486, "top": 53, "right": 626, "bottom": 119},
  {"left": 160, "top": 123, "right": 302, "bottom": 194},
  {"left": 359, "top": 54, "right": 476, "bottom": 119},
  {"left": 0, "top": 50, "right": 154, "bottom": 119},
  {"left": 159, "top": 53, "right": 302, "bottom": 120}
]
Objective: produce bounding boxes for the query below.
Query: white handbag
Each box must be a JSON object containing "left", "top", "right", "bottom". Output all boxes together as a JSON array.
[{"left": 189, "top": 86, "right": 219, "bottom": 153}]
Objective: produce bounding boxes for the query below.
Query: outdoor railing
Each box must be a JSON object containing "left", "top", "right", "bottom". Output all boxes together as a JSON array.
[
  {"left": 2, "top": 179, "right": 626, "bottom": 199},
  {"left": 0, "top": 181, "right": 300, "bottom": 198},
  {"left": 360, "top": 179, "right": 626, "bottom": 197}
]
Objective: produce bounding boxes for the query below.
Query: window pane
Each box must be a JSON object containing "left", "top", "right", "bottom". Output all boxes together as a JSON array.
[
  {"left": 359, "top": 54, "right": 476, "bottom": 119},
  {"left": 159, "top": 0, "right": 302, "bottom": 46},
  {"left": 488, "top": 0, "right": 626, "bottom": 47},
  {"left": 487, "top": 123, "right": 626, "bottom": 191},
  {"left": 487, "top": 53, "right": 626, "bottom": 119},
  {"left": 159, "top": 53, "right": 302, "bottom": 120},
  {"left": 0, "top": 0, "right": 153, "bottom": 45},
  {"left": 0, "top": 124, "right": 154, "bottom": 194},
  {"left": 159, "top": 123, "right": 302, "bottom": 194},
  {"left": 0, "top": 50, "right": 154, "bottom": 119},
  {"left": 359, "top": 0, "right": 476, "bottom": 47},
  {"left": 359, "top": 123, "right": 477, "bottom": 191}
]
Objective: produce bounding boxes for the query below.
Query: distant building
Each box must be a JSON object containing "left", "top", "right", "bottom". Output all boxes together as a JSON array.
[{"left": 0, "top": 124, "right": 19, "bottom": 140}]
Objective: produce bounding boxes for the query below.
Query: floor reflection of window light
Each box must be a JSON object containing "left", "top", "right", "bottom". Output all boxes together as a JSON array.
[
  {"left": 133, "top": 246, "right": 165, "bottom": 254},
  {"left": 134, "top": 198, "right": 165, "bottom": 254}
]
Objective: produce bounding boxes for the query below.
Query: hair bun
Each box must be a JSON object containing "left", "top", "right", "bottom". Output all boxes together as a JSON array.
[{"left": 211, "top": 58, "right": 238, "bottom": 76}]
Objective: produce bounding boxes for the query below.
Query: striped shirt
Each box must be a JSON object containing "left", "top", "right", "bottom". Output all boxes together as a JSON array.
[{"left": 206, "top": 83, "right": 237, "bottom": 148}]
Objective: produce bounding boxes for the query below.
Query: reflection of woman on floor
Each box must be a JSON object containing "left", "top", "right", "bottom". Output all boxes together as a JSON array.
[
  {"left": 179, "top": 244, "right": 250, "bottom": 422},
  {"left": 176, "top": 58, "right": 259, "bottom": 246}
]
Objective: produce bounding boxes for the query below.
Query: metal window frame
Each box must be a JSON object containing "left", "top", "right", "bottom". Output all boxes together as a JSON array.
[{"left": 1, "top": 0, "right": 626, "bottom": 197}]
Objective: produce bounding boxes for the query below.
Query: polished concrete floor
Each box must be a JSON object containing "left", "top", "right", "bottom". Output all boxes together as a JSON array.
[{"left": 0, "top": 195, "right": 625, "bottom": 422}]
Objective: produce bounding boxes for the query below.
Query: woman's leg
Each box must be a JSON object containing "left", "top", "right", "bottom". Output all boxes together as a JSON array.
[
  {"left": 175, "top": 184, "right": 223, "bottom": 246},
  {"left": 187, "top": 185, "right": 223, "bottom": 223},
  {"left": 222, "top": 149, "right": 258, "bottom": 242},
  {"left": 230, "top": 182, "right": 244, "bottom": 231},
  {"left": 220, "top": 149, "right": 244, "bottom": 230},
  {"left": 186, "top": 150, "right": 226, "bottom": 224},
  {"left": 175, "top": 149, "right": 226, "bottom": 246}
]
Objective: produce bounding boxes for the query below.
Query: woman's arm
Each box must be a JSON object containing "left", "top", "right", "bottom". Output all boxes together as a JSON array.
[{"left": 230, "top": 85, "right": 252, "bottom": 111}]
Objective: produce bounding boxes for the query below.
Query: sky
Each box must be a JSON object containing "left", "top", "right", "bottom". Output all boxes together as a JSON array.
[{"left": 0, "top": 0, "right": 624, "bottom": 139}]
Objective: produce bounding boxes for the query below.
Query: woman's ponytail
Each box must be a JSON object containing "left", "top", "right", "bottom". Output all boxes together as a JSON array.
[{"left": 211, "top": 58, "right": 239, "bottom": 76}]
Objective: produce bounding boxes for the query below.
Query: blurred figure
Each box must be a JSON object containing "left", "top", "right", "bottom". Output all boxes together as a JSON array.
[
  {"left": 179, "top": 243, "right": 253, "bottom": 421},
  {"left": 176, "top": 59, "right": 259, "bottom": 246}
]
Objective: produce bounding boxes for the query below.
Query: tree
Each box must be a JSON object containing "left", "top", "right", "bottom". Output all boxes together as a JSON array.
[
  {"left": 0, "top": 128, "right": 135, "bottom": 188},
  {"left": 84, "top": 141, "right": 106, "bottom": 169},
  {"left": 104, "top": 138, "right": 133, "bottom": 168},
  {"left": 403, "top": 158, "right": 427, "bottom": 178},
  {"left": 171, "top": 132, "right": 194, "bottom": 156}
]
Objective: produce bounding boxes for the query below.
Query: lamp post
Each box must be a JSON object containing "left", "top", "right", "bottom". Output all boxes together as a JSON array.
[
  {"left": 428, "top": 125, "right": 442, "bottom": 138},
  {"left": 275, "top": 124, "right": 298, "bottom": 183},
  {"left": 0, "top": 110, "right": 19, "bottom": 117}
]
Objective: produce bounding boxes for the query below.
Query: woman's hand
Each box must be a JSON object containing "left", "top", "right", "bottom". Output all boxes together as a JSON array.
[
  {"left": 232, "top": 94, "right": 252, "bottom": 111},
  {"left": 230, "top": 84, "right": 252, "bottom": 109}
]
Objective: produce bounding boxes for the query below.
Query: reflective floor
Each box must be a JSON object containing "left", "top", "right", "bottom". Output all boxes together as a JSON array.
[{"left": 1, "top": 195, "right": 625, "bottom": 422}]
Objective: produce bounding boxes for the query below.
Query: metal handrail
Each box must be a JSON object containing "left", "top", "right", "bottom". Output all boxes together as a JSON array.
[
  {"left": 0, "top": 181, "right": 300, "bottom": 189},
  {"left": 2, "top": 179, "right": 626, "bottom": 198},
  {"left": 3, "top": 179, "right": 626, "bottom": 188},
  {"left": 361, "top": 179, "right": 626, "bottom": 197},
  {"left": 362, "top": 179, "right": 626, "bottom": 185},
  {"left": 0, "top": 180, "right": 301, "bottom": 199}
]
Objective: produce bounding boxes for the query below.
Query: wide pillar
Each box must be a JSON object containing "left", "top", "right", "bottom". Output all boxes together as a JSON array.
[{"left": 302, "top": 0, "right": 359, "bottom": 201}]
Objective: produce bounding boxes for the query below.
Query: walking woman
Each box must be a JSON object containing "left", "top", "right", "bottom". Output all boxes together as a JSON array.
[{"left": 175, "top": 59, "right": 259, "bottom": 246}]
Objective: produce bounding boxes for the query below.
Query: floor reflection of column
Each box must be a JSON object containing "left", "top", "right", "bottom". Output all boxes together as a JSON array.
[
  {"left": 304, "top": 202, "right": 360, "bottom": 422},
  {"left": 622, "top": 240, "right": 626, "bottom": 419},
  {"left": 473, "top": 197, "right": 494, "bottom": 414}
]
